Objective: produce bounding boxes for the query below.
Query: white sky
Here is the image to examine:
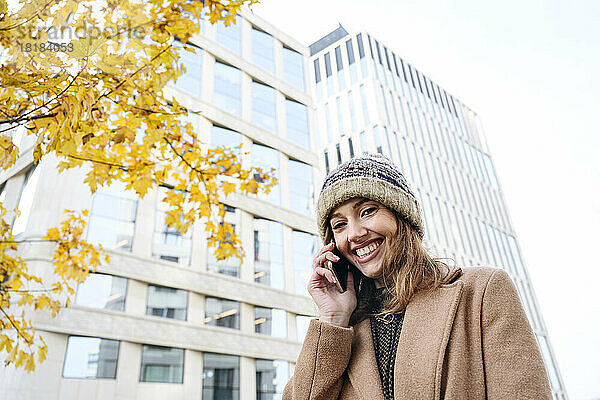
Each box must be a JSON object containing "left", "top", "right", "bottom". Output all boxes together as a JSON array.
[{"left": 253, "top": 1, "right": 600, "bottom": 398}]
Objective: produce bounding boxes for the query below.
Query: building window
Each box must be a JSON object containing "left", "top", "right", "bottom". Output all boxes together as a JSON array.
[
  {"left": 360, "top": 131, "right": 368, "bottom": 154},
  {"left": 324, "top": 52, "right": 333, "bottom": 94},
  {"left": 313, "top": 58, "right": 323, "bottom": 101},
  {"left": 211, "top": 125, "right": 242, "bottom": 151},
  {"left": 146, "top": 285, "right": 188, "bottom": 321},
  {"left": 335, "top": 143, "right": 342, "bottom": 164},
  {"left": 12, "top": 164, "right": 40, "bottom": 236},
  {"left": 292, "top": 231, "right": 318, "bottom": 295},
  {"left": 252, "top": 28, "right": 275, "bottom": 73},
  {"left": 336, "top": 96, "right": 345, "bottom": 137},
  {"left": 207, "top": 206, "right": 241, "bottom": 277},
  {"left": 75, "top": 273, "right": 127, "bottom": 311},
  {"left": 335, "top": 45, "right": 346, "bottom": 90},
  {"left": 216, "top": 15, "right": 241, "bottom": 55},
  {"left": 348, "top": 137, "right": 355, "bottom": 158},
  {"left": 254, "top": 218, "right": 285, "bottom": 290},
  {"left": 346, "top": 38, "right": 358, "bottom": 84},
  {"left": 288, "top": 159, "right": 313, "bottom": 216},
  {"left": 87, "top": 181, "right": 138, "bottom": 252},
  {"left": 325, "top": 102, "right": 333, "bottom": 143},
  {"left": 296, "top": 315, "right": 312, "bottom": 342},
  {"left": 204, "top": 297, "right": 240, "bottom": 329},
  {"left": 283, "top": 47, "right": 305, "bottom": 91},
  {"left": 153, "top": 186, "right": 192, "bottom": 265},
  {"left": 285, "top": 99, "right": 309, "bottom": 149},
  {"left": 252, "top": 143, "right": 280, "bottom": 205},
  {"left": 203, "top": 353, "right": 240, "bottom": 399},
  {"left": 140, "top": 345, "right": 184, "bottom": 383},
  {"left": 252, "top": 81, "right": 277, "bottom": 133},
  {"left": 359, "top": 84, "right": 370, "bottom": 125},
  {"left": 324, "top": 149, "right": 330, "bottom": 174},
  {"left": 173, "top": 41, "right": 202, "bottom": 96},
  {"left": 254, "top": 307, "right": 287, "bottom": 338},
  {"left": 256, "top": 359, "right": 289, "bottom": 400},
  {"left": 214, "top": 61, "right": 242, "bottom": 116},
  {"left": 373, "top": 126, "right": 383, "bottom": 154},
  {"left": 348, "top": 90, "right": 358, "bottom": 132},
  {"left": 357, "top": 33, "right": 369, "bottom": 79},
  {"left": 63, "top": 336, "right": 119, "bottom": 379}
]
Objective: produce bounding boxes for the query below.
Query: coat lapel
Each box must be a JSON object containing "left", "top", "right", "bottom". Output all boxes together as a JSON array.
[
  {"left": 347, "top": 318, "right": 385, "bottom": 400},
  {"left": 394, "top": 277, "right": 464, "bottom": 400}
]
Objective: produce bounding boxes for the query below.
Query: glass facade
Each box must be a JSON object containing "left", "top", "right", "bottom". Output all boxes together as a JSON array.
[
  {"left": 63, "top": 336, "right": 119, "bottom": 379},
  {"left": 207, "top": 205, "right": 241, "bottom": 277},
  {"left": 203, "top": 353, "right": 240, "bottom": 400},
  {"left": 254, "top": 307, "right": 287, "bottom": 338},
  {"left": 295, "top": 315, "right": 312, "bottom": 342},
  {"left": 153, "top": 186, "right": 192, "bottom": 265},
  {"left": 12, "top": 164, "right": 40, "bottom": 236},
  {"left": 292, "top": 231, "right": 318, "bottom": 295},
  {"left": 252, "top": 143, "right": 280, "bottom": 205},
  {"left": 146, "top": 285, "right": 188, "bottom": 321},
  {"left": 256, "top": 359, "right": 288, "bottom": 400},
  {"left": 283, "top": 47, "right": 305, "bottom": 90},
  {"left": 285, "top": 99, "right": 310, "bottom": 149},
  {"left": 288, "top": 159, "right": 313, "bottom": 216},
  {"left": 216, "top": 16, "right": 241, "bottom": 55},
  {"left": 174, "top": 41, "right": 202, "bottom": 96},
  {"left": 214, "top": 62, "right": 242, "bottom": 116},
  {"left": 139, "top": 345, "right": 184, "bottom": 383},
  {"left": 254, "top": 217, "right": 284, "bottom": 289},
  {"left": 252, "top": 28, "right": 275, "bottom": 73},
  {"left": 204, "top": 297, "right": 240, "bottom": 329},
  {"left": 252, "top": 81, "right": 277, "bottom": 133},
  {"left": 75, "top": 273, "right": 127, "bottom": 311},
  {"left": 87, "top": 181, "right": 138, "bottom": 252}
]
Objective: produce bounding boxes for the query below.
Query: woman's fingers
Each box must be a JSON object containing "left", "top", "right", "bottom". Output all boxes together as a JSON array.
[
  {"left": 311, "top": 266, "right": 337, "bottom": 286},
  {"left": 313, "top": 249, "right": 340, "bottom": 269},
  {"left": 313, "top": 242, "right": 335, "bottom": 263}
]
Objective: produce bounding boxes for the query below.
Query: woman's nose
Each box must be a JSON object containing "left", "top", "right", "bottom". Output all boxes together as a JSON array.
[{"left": 347, "top": 220, "right": 368, "bottom": 243}]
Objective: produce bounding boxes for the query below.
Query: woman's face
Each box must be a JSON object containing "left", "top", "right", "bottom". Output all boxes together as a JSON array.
[{"left": 329, "top": 198, "right": 398, "bottom": 286}]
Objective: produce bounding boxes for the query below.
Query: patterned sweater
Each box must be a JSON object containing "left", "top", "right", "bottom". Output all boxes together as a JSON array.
[{"left": 369, "top": 288, "right": 405, "bottom": 400}]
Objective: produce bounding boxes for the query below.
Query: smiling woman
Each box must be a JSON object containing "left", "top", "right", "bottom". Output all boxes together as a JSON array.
[{"left": 283, "top": 154, "right": 553, "bottom": 400}]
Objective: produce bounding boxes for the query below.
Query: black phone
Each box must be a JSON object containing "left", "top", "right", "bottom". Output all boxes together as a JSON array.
[{"left": 326, "top": 244, "right": 351, "bottom": 292}]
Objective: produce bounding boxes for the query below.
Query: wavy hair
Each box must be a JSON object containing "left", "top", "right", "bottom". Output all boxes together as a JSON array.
[{"left": 323, "top": 207, "right": 450, "bottom": 326}]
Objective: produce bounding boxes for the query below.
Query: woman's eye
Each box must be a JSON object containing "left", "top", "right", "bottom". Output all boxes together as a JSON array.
[
  {"left": 332, "top": 221, "right": 346, "bottom": 230},
  {"left": 361, "top": 207, "right": 377, "bottom": 217}
]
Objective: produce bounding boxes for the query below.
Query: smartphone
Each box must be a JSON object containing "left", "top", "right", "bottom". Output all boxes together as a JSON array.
[{"left": 325, "top": 244, "right": 351, "bottom": 292}]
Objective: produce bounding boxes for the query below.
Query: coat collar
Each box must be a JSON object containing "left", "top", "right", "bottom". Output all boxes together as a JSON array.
[{"left": 347, "top": 267, "right": 464, "bottom": 400}]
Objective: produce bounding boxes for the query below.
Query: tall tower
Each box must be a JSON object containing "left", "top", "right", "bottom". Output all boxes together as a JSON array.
[
  {"left": 0, "top": 10, "right": 321, "bottom": 400},
  {"left": 309, "top": 25, "right": 567, "bottom": 399}
]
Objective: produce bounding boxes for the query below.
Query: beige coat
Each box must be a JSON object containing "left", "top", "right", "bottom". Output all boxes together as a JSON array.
[{"left": 283, "top": 266, "right": 553, "bottom": 399}]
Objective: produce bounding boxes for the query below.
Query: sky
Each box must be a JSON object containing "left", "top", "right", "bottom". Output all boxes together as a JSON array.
[{"left": 254, "top": 1, "right": 600, "bottom": 398}]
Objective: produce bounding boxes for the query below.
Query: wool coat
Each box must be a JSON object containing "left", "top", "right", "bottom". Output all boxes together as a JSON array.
[{"left": 283, "top": 266, "right": 553, "bottom": 400}]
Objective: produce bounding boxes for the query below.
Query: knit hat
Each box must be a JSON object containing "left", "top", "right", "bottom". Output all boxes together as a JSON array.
[{"left": 316, "top": 154, "right": 424, "bottom": 241}]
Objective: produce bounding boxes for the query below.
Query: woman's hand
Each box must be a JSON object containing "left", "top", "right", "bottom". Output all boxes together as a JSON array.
[{"left": 308, "top": 242, "right": 357, "bottom": 328}]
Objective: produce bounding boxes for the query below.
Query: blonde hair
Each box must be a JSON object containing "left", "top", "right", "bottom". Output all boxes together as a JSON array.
[{"left": 324, "top": 208, "right": 450, "bottom": 325}]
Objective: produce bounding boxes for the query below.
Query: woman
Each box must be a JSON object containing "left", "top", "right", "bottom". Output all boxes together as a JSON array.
[{"left": 283, "top": 154, "right": 552, "bottom": 399}]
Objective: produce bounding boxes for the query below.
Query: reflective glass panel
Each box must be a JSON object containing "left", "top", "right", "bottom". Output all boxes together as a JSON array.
[
  {"left": 283, "top": 47, "right": 305, "bottom": 90},
  {"left": 288, "top": 159, "right": 313, "bottom": 216},
  {"left": 146, "top": 285, "right": 188, "bottom": 321},
  {"left": 205, "top": 297, "right": 240, "bottom": 329},
  {"left": 254, "top": 218, "right": 285, "bottom": 289},
  {"left": 153, "top": 186, "right": 192, "bottom": 265},
  {"left": 256, "top": 359, "right": 289, "bottom": 400},
  {"left": 254, "top": 307, "right": 287, "bottom": 338},
  {"left": 12, "top": 164, "right": 40, "bottom": 236},
  {"left": 207, "top": 206, "right": 241, "bottom": 277},
  {"left": 214, "top": 62, "right": 241, "bottom": 116},
  {"left": 173, "top": 41, "right": 202, "bottom": 96},
  {"left": 252, "top": 81, "right": 277, "bottom": 133},
  {"left": 292, "top": 231, "right": 318, "bottom": 295},
  {"left": 203, "top": 353, "right": 240, "bottom": 399},
  {"left": 63, "top": 336, "right": 119, "bottom": 379},
  {"left": 75, "top": 273, "right": 127, "bottom": 311},
  {"left": 140, "top": 345, "right": 184, "bottom": 383},
  {"left": 285, "top": 99, "right": 309, "bottom": 149},
  {"left": 216, "top": 16, "right": 241, "bottom": 55},
  {"left": 252, "top": 28, "right": 275, "bottom": 73},
  {"left": 252, "top": 143, "right": 280, "bottom": 205},
  {"left": 296, "top": 315, "right": 312, "bottom": 342}
]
